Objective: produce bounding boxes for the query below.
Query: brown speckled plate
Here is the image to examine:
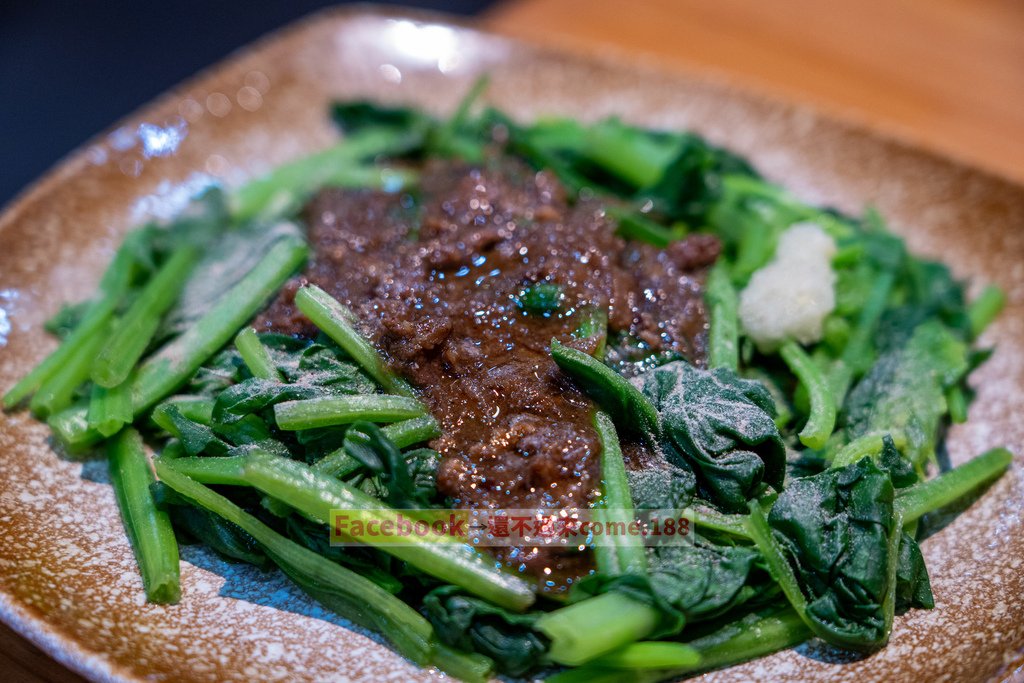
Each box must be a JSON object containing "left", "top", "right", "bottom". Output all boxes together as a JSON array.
[{"left": 1, "top": 7, "right": 1022, "bottom": 682}]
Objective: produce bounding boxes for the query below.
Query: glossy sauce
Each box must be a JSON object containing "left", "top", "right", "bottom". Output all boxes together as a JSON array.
[{"left": 259, "top": 157, "right": 718, "bottom": 588}]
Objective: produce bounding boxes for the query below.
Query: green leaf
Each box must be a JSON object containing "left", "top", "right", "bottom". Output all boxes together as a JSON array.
[
  {"left": 845, "top": 320, "right": 969, "bottom": 470},
  {"left": 767, "top": 458, "right": 898, "bottom": 650},
  {"left": 550, "top": 339, "right": 660, "bottom": 436},
  {"left": 423, "top": 586, "right": 548, "bottom": 677},
  {"left": 639, "top": 361, "right": 784, "bottom": 512}
]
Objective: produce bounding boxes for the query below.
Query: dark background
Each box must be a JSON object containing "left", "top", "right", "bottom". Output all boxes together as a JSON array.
[{"left": 0, "top": 0, "right": 497, "bottom": 206}]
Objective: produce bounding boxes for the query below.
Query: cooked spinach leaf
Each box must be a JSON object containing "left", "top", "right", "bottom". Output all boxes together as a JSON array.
[
  {"left": 639, "top": 361, "right": 785, "bottom": 512},
  {"left": 845, "top": 320, "right": 969, "bottom": 470},
  {"left": 422, "top": 586, "right": 548, "bottom": 677},
  {"left": 765, "top": 458, "right": 899, "bottom": 650}
]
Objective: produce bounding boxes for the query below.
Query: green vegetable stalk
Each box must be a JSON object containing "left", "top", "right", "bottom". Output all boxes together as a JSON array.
[
  {"left": 896, "top": 447, "right": 1012, "bottom": 524},
  {"left": 779, "top": 340, "right": 836, "bottom": 449},
  {"left": 229, "top": 449, "right": 537, "bottom": 611},
  {"left": 537, "top": 592, "right": 662, "bottom": 666},
  {"left": 109, "top": 428, "right": 180, "bottom": 603},
  {"left": 87, "top": 381, "right": 133, "bottom": 437},
  {"left": 293, "top": 284, "right": 415, "bottom": 397},
  {"left": 153, "top": 460, "right": 464, "bottom": 673},
  {"left": 551, "top": 339, "right": 660, "bottom": 436},
  {"left": 273, "top": 395, "right": 425, "bottom": 431},
  {"left": 92, "top": 244, "right": 198, "bottom": 388},
  {"left": 593, "top": 411, "right": 647, "bottom": 576},
  {"left": 234, "top": 327, "right": 282, "bottom": 381},
  {"left": 705, "top": 263, "right": 739, "bottom": 371},
  {"left": 131, "top": 233, "right": 308, "bottom": 415},
  {"left": 2, "top": 224, "right": 146, "bottom": 409}
]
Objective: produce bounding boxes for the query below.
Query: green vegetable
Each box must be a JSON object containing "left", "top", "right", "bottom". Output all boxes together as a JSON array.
[
  {"left": 779, "top": 341, "right": 836, "bottom": 449},
  {"left": 381, "top": 414, "right": 441, "bottom": 449},
  {"left": 293, "top": 284, "right": 414, "bottom": 397},
  {"left": 331, "top": 101, "right": 433, "bottom": 136},
  {"left": 131, "top": 232, "right": 309, "bottom": 415},
  {"left": 2, "top": 219, "right": 152, "bottom": 409},
  {"left": 162, "top": 455, "right": 248, "bottom": 486},
  {"left": 230, "top": 128, "right": 425, "bottom": 222},
  {"left": 706, "top": 263, "right": 739, "bottom": 371},
  {"left": 967, "top": 284, "right": 1006, "bottom": 338},
  {"left": 341, "top": 421, "right": 437, "bottom": 507},
  {"left": 895, "top": 447, "right": 1012, "bottom": 524},
  {"left": 109, "top": 428, "right": 180, "bottom": 603},
  {"left": 87, "top": 381, "right": 133, "bottom": 437},
  {"left": 626, "top": 464, "right": 695, "bottom": 511},
  {"left": 28, "top": 318, "right": 111, "bottom": 419},
  {"left": 516, "top": 282, "right": 564, "bottom": 315},
  {"left": 537, "top": 592, "right": 662, "bottom": 666},
  {"left": 588, "top": 641, "right": 700, "bottom": 670},
  {"left": 237, "top": 449, "right": 536, "bottom": 611},
  {"left": 545, "top": 607, "right": 809, "bottom": 683},
  {"left": 273, "top": 395, "right": 425, "bottom": 431},
  {"left": 211, "top": 378, "right": 323, "bottom": 425},
  {"left": 152, "top": 460, "right": 440, "bottom": 667},
  {"left": 582, "top": 119, "right": 682, "bottom": 189},
  {"left": 747, "top": 458, "right": 904, "bottom": 650},
  {"left": 593, "top": 411, "right": 647, "bottom": 576},
  {"left": 92, "top": 245, "right": 198, "bottom": 388},
  {"left": 423, "top": 585, "right": 547, "bottom": 677},
  {"left": 638, "top": 361, "right": 784, "bottom": 512},
  {"left": 607, "top": 206, "right": 681, "bottom": 248},
  {"left": 550, "top": 339, "right": 660, "bottom": 436},
  {"left": 234, "top": 327, "right": 282, "bottom": 381},
  {"left": 845, "top": 320, "right": 969, "bottom": 471},
  {"left": 645, "top": 135, "right": 759, "bottom": 228}
]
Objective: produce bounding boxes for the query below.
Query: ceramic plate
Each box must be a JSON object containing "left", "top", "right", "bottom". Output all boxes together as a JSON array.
[{"left": 1, "top": 7, "right": 1022, "bottom": 682}]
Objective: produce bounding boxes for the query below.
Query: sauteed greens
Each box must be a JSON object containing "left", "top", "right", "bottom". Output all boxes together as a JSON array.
[{"left": 4, "top": 80, "right": 1012, "bottom": 681}]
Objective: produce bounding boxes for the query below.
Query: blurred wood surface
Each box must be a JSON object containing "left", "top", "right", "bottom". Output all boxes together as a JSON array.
[
  {"left": 0, "top": 619, "right": 85, "bottom": 683},
  {"left": 484, "top": 0, "right": 1024, "bottom": 183}
]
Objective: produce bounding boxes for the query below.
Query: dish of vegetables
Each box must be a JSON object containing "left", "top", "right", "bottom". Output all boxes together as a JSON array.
[{"left": 0, "top": 18, "right": 1019, "bottom": 683}]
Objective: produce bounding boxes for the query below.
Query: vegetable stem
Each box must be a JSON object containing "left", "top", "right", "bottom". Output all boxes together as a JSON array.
[
  {"left": 87, "top": 381, "right": 133, "bottom": 437},
  {"left": 589, "top": 641, "right": 700, "bottom": 669},
  {"left": 583, "top": 123, "right": 680, "bottom": 189},
  {"left": 109, "top": 428, "right": 180, "bottom": 603},
  {"left": 234, "top": 327, "right": 282, "bottom": 381},
  {"left": 273, "top": 395, "right": 425, "bottom": 431},
  {"left": 230, "top": 128, "right": 425, "bottom": 222},
  {"left": 294, "top": 285, "right": 415, "bottom": 397},
  {"left": 536, "top": 592, "right": 661, "bottom": 666},
  {"left": 4, "top": 225, "right": 146, "bottom": 409},
  {"left": 163, "top": 456, "right": 248, "bottom": 486},
  {"left": 968, "top": 285, "right": 1006, "bottom": 338},
  {"left": 381, "top": 414, "right": 441, "bottom": 449},
  {"left": 29, "top": 319, "right": 111, "bottom": 418},
  {"left": 131, "top": 234, "right": 308, "bottom": 415},
  {"left": 706, "top": 263, "right": 739, "bottom": 371},
  {"left": 551, "top": 339, "right": 659, "bottom": 437},
  {"left": 895, "top": 447, "right": 1013, "bottom": 524},
  {"left": 239, "top": 450, "right": 536, "bottom": 611},
  {"left": 606, "top": 206, "right": 679, "bottom": 248},
  {"left": 593, "top": 411, "right": 647, "bottom": 575},
  {"left": 829, "top": 433, "right": 886, "bottom": 470},
  {"left": 3, "top": 297, "right": 117, "bottom": 410},
  {"left": 152, "top": 460, "right": 437, "bottom": 665},
  {"left": 92, "top": 245, "right": 198, "bottom": 388},
  {"left": 779, "top": 341, "right": 836, "bottom": 450}
]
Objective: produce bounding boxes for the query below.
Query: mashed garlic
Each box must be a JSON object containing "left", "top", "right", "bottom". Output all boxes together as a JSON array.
[{"left": 738, "top": 222, "right": 837, "bottom": 349}]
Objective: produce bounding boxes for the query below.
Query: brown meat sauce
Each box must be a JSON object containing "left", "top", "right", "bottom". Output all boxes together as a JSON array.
[{"left": 259, "top": 157, "right": 719, "bottom": 586}]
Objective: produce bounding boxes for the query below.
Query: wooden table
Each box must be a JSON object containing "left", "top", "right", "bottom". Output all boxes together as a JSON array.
[
  {"left": 484, "top": 0, "right": 1024, "bottom": 183},
  {"left": 5, "top": 2, "right": 1022, "bottom": 681}
]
